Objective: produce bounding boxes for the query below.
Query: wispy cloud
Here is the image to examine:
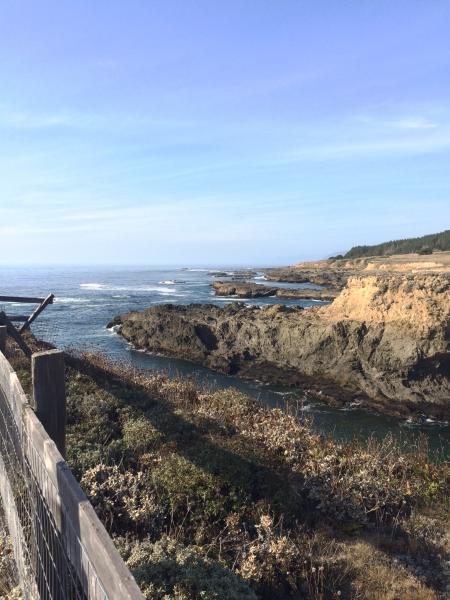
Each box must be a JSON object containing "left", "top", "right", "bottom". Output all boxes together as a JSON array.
[
  {"left": 0, "top": 109, "right": 73, "bottom": 129},
  {"left": 0, "top": 104, "right": 197, "bottom": 133},
  {"left": 389, "top": 117, "right": 438, "bottom": 130},
  {"left": 356, "top": 113, "right": 439, "bottom": 131},
  {"left": 283, "top": 133, "right": 450, "bottom": 162}
]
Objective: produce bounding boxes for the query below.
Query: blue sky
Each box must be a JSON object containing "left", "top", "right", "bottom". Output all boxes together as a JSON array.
[{"left": 0, "top": 1, "right": 449, "bottom": 266}]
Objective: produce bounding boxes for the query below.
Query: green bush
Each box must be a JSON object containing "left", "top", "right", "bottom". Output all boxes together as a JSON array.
[
  {"left": 81, "top": 464, "right": 159, "bottom": 531},
  {"left": 126, "top": 536, "right": 256, "bottom": 600},
  {"left": 151, "top": 453, "right": 235, "bottom": 528},
  {"left": 123, "top": 417, "right": 163, "bottom": 454}
]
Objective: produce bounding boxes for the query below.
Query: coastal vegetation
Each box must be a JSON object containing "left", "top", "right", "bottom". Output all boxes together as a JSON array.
[
  {"left": 6, "top": 336, "right": 450, "bottom": 599},
  {"left": 343, "top": 229, "right": 450, "bottom": 259}
]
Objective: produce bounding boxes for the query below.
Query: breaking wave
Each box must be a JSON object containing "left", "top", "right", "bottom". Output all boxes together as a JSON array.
[{"left": 80, "top": 283, "right": 176, "bottom": 294}]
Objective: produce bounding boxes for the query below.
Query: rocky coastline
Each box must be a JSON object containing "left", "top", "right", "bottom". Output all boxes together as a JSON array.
[
  {"left": 110, "top": 272, "right": 450, "bottom": 419},
  {"left": 211, "top": 281, "right": 340, "bottom": 301},
  {"left": 262, "top": 265, "right": 350, "bottom": 288}
]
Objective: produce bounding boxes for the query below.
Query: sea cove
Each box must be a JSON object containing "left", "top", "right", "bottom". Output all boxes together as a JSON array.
[{"left": 1, "top": 264, "right": 448, "bottom": 456}]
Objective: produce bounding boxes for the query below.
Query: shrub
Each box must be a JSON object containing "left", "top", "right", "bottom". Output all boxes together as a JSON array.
[
  {"left": 122, "top": 417, "right": 163, "bottom": 454},
  {"left": 126, "top": 536, "right": 256, "bottom": 600},
  {"left": 81, "top": 464, "right": 161, "bottom": 532},
  {"left": 151, "top": 453, "right": 241, "bottom": 540},
  {"left": 237, "top": 515, "right": 346, "bottom": 599}
]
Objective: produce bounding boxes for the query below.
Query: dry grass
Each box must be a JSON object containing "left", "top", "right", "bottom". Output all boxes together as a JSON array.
[
  {"left": 6, "top": 340, "right": 450, "bottom": 599},
  {"left": 340, "top": 540, "right": 440, "bottom": 600}
]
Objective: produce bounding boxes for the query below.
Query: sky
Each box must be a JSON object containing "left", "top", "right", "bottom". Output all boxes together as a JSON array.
[{"left": 0, "top": 1, "right": 449, "bottom": 266}]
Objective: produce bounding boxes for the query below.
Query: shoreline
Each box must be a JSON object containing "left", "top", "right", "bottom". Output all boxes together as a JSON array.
[
  {"left": 107, "top": 324, "right": 450, "bottom": 428},
  {"left": 109, "top": 265, "right": 450, "bottom": 423}
]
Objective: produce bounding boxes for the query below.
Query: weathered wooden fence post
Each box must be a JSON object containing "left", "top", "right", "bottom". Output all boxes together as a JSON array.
[
  {"left": 31, "top": 350, "right": 66, "bottom": 458},
  {"left": 31, "top": 350, "right": 67, "bottom": 599},
  {"left": 0, "top": 325, "right": 6, "bottom": 354}
]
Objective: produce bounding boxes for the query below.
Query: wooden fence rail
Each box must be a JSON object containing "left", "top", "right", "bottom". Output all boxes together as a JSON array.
[
  {"left": 0, "top": 293, "right": 55, "bottom": 357},
  {"left": 0, "top": 343, "right": 143, "bottom": 599}
]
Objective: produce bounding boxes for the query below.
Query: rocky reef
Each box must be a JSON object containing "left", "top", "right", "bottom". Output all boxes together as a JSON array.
[
  {"left": 110, "top": 274, "right": 450, "bottom": 418},
  {"left": 262, "top": 266, "right": 350, "bottom": 288},
  {"left": 211, "top": 281, "right": 339, "bottom": 301},
  {"left": 211, "top": 281, "right": 275, "bottom": 298}
]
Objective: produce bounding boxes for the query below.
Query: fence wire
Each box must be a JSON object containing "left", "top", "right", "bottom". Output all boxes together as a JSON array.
[{"left": 0, "top": 385, "right": 108, "bottom": 599}]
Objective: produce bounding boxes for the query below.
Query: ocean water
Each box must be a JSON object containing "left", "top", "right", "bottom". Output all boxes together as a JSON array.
[{"left": 0, "top": 265, "right": 448, "bottom": 457}]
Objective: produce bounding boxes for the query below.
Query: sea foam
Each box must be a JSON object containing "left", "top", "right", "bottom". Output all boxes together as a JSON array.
[{"left": 80, "top": 283, "right": 176, "bottom": 294}]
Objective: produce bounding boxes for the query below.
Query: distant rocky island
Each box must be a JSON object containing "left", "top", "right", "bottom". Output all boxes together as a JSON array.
[{"left": 110, "top": 248, "right": 450, "bottom": 420}]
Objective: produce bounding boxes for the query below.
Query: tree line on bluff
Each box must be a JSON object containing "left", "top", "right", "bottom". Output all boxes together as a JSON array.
[{"left": 329, "top": 228, "right": 450, "bottom": 260}]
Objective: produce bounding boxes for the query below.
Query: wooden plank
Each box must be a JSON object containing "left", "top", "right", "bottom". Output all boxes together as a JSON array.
[
  {"left": 0, "top": 352, "right": 144, "bottom": 599},
  {"left": 0, "top": 312, "right": 32, "bottom": 357},
  {"left": 31, "top": 350, "right": 66, "bottom": 458},
  {"left": 20, "top": 293, "right": 54, "bottom": 333},
  {"left": 0, "top": 295, "right": 46, "bottom": 304},
  {"left": 23, "top": 408, "right": 144, "bottom": 599},
  {"left": 0, "top": 326, "right": 6, "bottom": 354}
]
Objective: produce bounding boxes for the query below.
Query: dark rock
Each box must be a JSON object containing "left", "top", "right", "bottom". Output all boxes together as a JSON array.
[
  {"left": 211, "top": 282, "right": 276, "bottom": 298},
  {"left": 211, "top": 281, "right": 339, "bottom": 301},
  {"left": 111, "top": 275, "right": 450, "bottom": 418}
]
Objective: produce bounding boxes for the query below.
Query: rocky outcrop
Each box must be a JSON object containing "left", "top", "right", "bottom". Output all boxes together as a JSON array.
[
  {"left": 110, "top": 274, "right": 450, "bottom": 418},
  {"left": 208, "top": 271, "right": 231, "bottom": 278},
  {"left": 263, "top": 267, "right": 350, "bottom": 288},
  {"left": 212, "top": 281, "right": 339, "bottom": 301},
  {"left": 274, "top": 288, "right": 339, "bottom": 301},
  {"left": 209, "top": 270, "right": 257, "bottom": 280},
  {"left": 212, "top": 282, "right": 275, "bottom": 298}
]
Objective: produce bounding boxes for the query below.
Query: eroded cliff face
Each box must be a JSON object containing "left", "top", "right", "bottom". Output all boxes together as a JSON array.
[
  {"left": 110, "top": 274, "right": 450, "bottom": 417},
  {"left": 323, "top": 275, "right": 450, "bottom": 328}
]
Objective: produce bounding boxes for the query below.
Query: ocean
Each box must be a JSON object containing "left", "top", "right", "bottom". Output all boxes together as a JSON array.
[{"left": 1, "top": 265, "right": 448, "bottom": 456}]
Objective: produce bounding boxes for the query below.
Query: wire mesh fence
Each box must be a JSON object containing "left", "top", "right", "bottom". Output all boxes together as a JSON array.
[{"left": 0, "top": 351, "right": 143, "bottom": 600}]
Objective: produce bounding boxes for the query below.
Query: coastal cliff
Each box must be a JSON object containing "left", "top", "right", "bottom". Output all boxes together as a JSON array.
[{"left": 110, "top": 273, "right": 450, "bottom": 417}]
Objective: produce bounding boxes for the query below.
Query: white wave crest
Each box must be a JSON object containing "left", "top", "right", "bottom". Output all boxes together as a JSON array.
[
  {"left": 80, "top": 283, "right": 104, "bottom": 290},
  {"left": 80, "top": 283, "right": 176, "bottom": 294},
  {"left": 55, "top": 297, "right": 90, "bottom": 303}
]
